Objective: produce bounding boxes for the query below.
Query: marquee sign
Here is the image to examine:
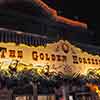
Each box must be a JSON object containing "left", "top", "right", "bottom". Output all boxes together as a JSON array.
[{"left": 0, "top": 40, "right": 100, "bottom": 75}]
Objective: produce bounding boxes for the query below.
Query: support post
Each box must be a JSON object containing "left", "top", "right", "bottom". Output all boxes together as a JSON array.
[
  {"left": 62, "top": 84, "right": 67, "bottom": 100},
  {"left": 32, "top": 82, "right": 38, "bottom": 100}
]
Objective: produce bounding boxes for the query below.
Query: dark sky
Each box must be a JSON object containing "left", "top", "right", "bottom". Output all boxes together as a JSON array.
[
  {"left": 42, "top": 0, "right": 100, "bottom": 46},
  {"left": 43, "top": 0, "right": 99, "bottom": 33}
]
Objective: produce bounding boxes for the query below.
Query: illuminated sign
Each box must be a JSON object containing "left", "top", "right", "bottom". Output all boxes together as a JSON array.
[
  {"left": 0, "top": 40, "right": 100, "bottom": 75},
  {"left": 72, "top": 55, "right": 100, "bottom": 65}
]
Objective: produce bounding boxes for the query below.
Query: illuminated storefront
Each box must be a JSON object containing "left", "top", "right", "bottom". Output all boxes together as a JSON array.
[
  {"left": 1, "top": 0, "right": 99, "bottom": 100},
  {"left": 1, "top": 37, "right": 100, "bottom": 76},
  {"left": 0, "top": 28, "right": 100, "bottom": 100}
]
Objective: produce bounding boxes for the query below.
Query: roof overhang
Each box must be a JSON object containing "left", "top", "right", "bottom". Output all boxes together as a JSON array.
[
  {"left": 31, "top": 0, "right": 87, "bottom": 29},
  {"left": 0, "top": 0, "right": 87, "bottom": 29}
]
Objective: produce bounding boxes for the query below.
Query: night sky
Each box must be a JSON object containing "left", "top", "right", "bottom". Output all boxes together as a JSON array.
[
  {"left": 0, "top": 0, "right": 99, "bottom": 45},
  {"left": 43, "top": 0, "right": 99, "bottom": 33},
  {"left": 43, "top": 0, "right": 100, "bottom": 46}
]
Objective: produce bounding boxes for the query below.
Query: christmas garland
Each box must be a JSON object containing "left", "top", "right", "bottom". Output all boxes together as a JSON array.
[{"left": 1, "top": 62, "right": 100, "bottom": 89}]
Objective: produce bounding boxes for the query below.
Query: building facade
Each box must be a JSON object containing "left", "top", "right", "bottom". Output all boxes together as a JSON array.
[{"left": 1, "top": 0, "right": 99, "bottom": 100}]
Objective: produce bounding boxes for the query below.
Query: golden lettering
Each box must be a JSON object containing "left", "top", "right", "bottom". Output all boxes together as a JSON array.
[
  {"left": 45, "top": 53, "right": 50, "bottom": 61},
  {"left": 1, "top": 50, "right": 6, "bottom": 58},
  {"left": 83, "top": 58, "right": 87, "bottom": 64},
  {"left": 51, "top": 54, "right": 56, "bottom": 61},
  {"left": 9, "top": 50, "right": 16, "bottom": 57},
  {"left": 72, "top": 55, "right": 78, "bottom": 64},
  {"left": 32, "top": 51, "right": 67, "bottom": 62},
  {"left": 40, "top": 53, "right": 44, "bottom": 60},
  {"left": 17, "top": 51, "right": 23, "bottom": 58},
  {"left": 87, "top": 58, "right": 91, "bottom": 64},
  {"left": 32, "top": 51, "right": 38, "bottom": 61}
]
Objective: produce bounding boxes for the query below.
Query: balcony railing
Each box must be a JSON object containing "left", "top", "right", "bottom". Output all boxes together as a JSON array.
[{"left": 0, "top": 28, "right": 47, "bottom": 46}]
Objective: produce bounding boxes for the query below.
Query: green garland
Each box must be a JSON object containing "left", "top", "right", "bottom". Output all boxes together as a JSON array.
[{"left": 1, "top": 66, "right": 100, "bottom": 89}]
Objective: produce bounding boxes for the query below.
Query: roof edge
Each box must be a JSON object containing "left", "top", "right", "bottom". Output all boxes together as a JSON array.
[{"left": 32, "top": 0, "right": 87, "bottom": 29}]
